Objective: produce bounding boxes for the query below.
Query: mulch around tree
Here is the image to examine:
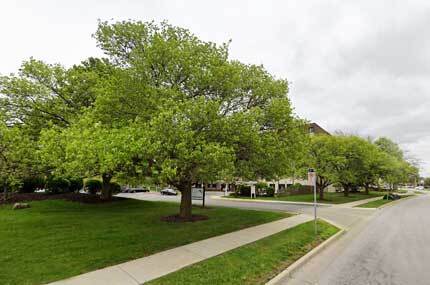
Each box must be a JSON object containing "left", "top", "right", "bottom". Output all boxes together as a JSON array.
[
  {"left": 0, "top": 192, "right": 124, "bottom": 205},
  {"left": 161, "top": 214, "right": 209, "bottom": 223}
]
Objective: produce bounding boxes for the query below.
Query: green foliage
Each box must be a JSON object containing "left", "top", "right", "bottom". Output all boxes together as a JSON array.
[
  {"left": 46, "top": 177, "right": 71, "bottom": 194},
  {"left": 236, "top": 184, "right": 251, "bottom": 196},
  {"left": 0, "top": 57, "right": 112, "bottom": 137},
  {"left": 68, "top": 177, "right": 83, "bottom": 192},
  {"left": 309, "top": 134, "right": 416, "bottom": 196},
  {"left": 85, "top": 179, "right": 102, "bottom": 194},
  {"left": 424, "top": 178, "right": 430, "bottom": 188},
  {"left": 266, "top": 187, "right": 275, "bottom": 197},
  {"left": 0, "top": 119, "right": 36, "bottom": 192},
  {"left": 19, "top": 176, "right": 46, "bottom": 193},
  {"left": 110, "top": 182, "right": 122, "bottom": 193},
  {"left": 374, "top": 137, "right": 404, "bottom": 160}
]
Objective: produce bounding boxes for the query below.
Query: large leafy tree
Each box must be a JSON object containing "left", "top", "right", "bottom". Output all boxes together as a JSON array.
[
  {"left": 60, "top": 20, "right": 303, "bottom": 219},
  {"left": 309, "top": 135, "right": 344, "bottom": 199},
  {"left": 374, "top": 137, "right": 419, "bottom": 189}
]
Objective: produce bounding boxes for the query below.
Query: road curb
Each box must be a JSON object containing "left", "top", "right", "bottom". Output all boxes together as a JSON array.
[{"left": 265, "top": 222, "right": 346, "bottom": 285}]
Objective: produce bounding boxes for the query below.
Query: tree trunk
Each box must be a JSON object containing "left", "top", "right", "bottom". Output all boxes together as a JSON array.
[
  {"left": 101, "top": 173, "right": 113, "bottom": 200},
  {"left": 364, "top": 184, "right": 369, "bottom": 195},
  {"left": 316, "top": 176, "right": 324, "bottom": 200},
  {"left": 3, "top": 181, "right": 7, "bottom": 202},
  {"left": 343, "top": 184, "right": 350, "bottom": 197},
  {"left": 318, "top": 185, "right": 324, "bottom": 200},
  {"left": 179, "top": 181, "right": 192, "bottom": 219}
]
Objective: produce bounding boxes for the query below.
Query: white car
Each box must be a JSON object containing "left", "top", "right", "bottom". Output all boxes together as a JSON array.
[
  {"left": 415, "top": 186, "right": 424, "bottom": 190},
  {"left": 160, "top": 188, "right": 178, "bottom": 195}
]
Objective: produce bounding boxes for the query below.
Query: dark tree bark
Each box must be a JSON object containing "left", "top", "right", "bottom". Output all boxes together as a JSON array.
[
  {"left": 316, "top": 175, "right": 330, "bottom": 200},
  {"left": 342, "top": 184, "right": 350, "bottom": 197},
  {"left": 364, "top": 183, "right": 370, "bottom": 195},
  {"left": 179, "top": 181, "right": 192, "bottom": 219},
  {"left": 101, "top": 173, "right": 113, "bottom": 200},
  {"left": 3, "top": 181, "right": 7, "bottom": 202}
]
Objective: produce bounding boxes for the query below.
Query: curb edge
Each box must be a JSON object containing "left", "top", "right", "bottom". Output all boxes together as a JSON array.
[{"left": 265, "top": 222, "right": 346, "bottom": 285}]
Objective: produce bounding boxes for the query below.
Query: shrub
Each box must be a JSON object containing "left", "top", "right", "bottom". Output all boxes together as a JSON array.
[
  {"left": 19, "top": 176, "right": 46, "bottom": 193},
  {"left": 238, "top": 185, "right": 251, "bottom": 196},
  {"left": 85, "top": 179, "right": 102, "bottom": 194},
  {"left": 68, "top": 177, "right": 83, "bottom": 192},
  {"left": 110, "top": 182, "right": 121, "bottom": 193},
  {"left": 255, "top": 182, "right": 268, "bottom": 190},
  {"left": 46, "top": 177, "right": 71, "bottom": 194},
  {"left": 266, "top": 187, "right": 275, "bottom": 197}
]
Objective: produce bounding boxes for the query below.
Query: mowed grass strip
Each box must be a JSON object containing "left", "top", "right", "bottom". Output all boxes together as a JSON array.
[
  {"left": 148, "top": 220, "right": 339, "bottom": 285},
  {"left": 227, "top": 191, "right": 385, "bottom": 204},
  {"left": 357, "top": 195, "right": 414, "bottom": 208},
  {"left": 0, "top": 199, "right": 288, "bottom": 285}
]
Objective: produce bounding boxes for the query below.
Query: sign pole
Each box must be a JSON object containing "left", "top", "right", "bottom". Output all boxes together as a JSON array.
[
  {"left": 308, "top": 169, "right": 317, "bottom": 235},
  {"left": 202, "top": 183, "right": 206, "bottom": 208},
  {"left": 313, "top": 172, "right": 317, "bottom": 235}
]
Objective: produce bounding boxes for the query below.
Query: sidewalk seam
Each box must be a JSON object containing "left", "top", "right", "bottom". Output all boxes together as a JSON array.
[{"left": 116, "top": 265, "right": 140, "bottom": 285}]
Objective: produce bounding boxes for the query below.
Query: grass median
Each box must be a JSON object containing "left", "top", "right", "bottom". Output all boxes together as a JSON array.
[
  {"left": 226, "top": 191, "right": 385, "bottom": 204},
  {"left": 148, "top": 220, "right": 339, "bottom": 285},
  {"left": 357, "top": 195, "right": 414, "bottom": 208},
  {"left": 0, "top": 199, "right": 288, "bottom": 285}
]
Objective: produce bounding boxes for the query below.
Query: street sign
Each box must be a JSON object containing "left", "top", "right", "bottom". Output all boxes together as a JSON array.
[
  {"left": 191, "top": 187, "right": 204, "bottom": 200},
  {"left": 308, "top": 168, "right": 316, "bottom": 185}
]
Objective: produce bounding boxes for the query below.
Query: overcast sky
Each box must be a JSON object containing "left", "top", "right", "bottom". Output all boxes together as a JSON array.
[{"left": 1, "top": 0, "right": 429, "bottom": 176}]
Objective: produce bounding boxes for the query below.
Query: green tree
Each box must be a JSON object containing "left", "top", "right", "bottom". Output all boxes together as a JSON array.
[
  {"left": 87, "top": 20, "right": 302, "bottom": 219},
  {"left": 0, "top": 120, "right": 35, "bottom": 199},
  {"left": 39, "top": 116, "right": 147, "bottom": 200},
  {"left": 374, "top": 137, "right": 418, "bottom": 189},
  {"left": 424, "top": 177, "right": 430, "bottom": 188},
  {"left": 374, "top": 137, "right": 404, "bottom": 160},
  {"left": 308, "top": 135, "right": 344, "bottom": 199},
  {"left": 358, "top": 141, "right": 388, "bottom": 194}
]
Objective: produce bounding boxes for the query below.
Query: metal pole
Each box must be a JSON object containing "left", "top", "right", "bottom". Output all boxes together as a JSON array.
[
  {"left": 202, "top": 183, "right": 206, "bottom": 208},
  {"left": 314, "top": 174, "right": 317, "bottom": 235}
]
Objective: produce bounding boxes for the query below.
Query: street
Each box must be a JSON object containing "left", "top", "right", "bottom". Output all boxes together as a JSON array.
[{"left": 278, "top": 194, "right": 430, "bottom": 285}]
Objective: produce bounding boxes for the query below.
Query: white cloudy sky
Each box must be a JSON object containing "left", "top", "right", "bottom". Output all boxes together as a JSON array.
[{"left": 1, "top": 0, "right": 430, "bottom": 176}]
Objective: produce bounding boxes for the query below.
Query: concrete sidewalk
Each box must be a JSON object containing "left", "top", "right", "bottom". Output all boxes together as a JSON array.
[
  {"left": 49, "top": 214, "right": 313, "bottom": 285},
  {"left": 334, "top": 196, "right": 383, "bottom": 208},
  {"left": 212, "top": 195, "right": 331, "bottom": 207},
  {"left": 213, "top": 195, "right": 385, "bottom": 209}
]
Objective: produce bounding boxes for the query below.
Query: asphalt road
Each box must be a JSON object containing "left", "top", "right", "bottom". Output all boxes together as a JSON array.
[
  {"left": 117, "top": 191, "right": 374, "bottom": 229},
  {"left": 279, "top": 194, "right": 430, "bottom": 285}
]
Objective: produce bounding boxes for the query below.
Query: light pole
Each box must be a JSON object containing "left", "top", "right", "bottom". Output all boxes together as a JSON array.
[{"left": 308, "top": 168, "right": 317, "bottom": 234}]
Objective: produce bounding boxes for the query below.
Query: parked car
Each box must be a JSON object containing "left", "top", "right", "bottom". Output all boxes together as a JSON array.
[
  {"left": 415, "top": 186, "right": 424, "bottom": 190},
  {"left": 122, "top": 187, "right": 150, "bottom": 193},
  {"left": 161, "top": 188, "right": 178, "bottom": 195}
]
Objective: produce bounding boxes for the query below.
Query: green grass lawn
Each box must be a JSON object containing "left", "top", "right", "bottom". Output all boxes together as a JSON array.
[
  {"left": 227, "top": 191, "right": 385, "bottom": 204},
  {"left": 357, "top": 195, "right": 414, "bottom": 208},
  {"left": 0, "top": 199, "right": 288, "bottom": 285},
  {"left": 148, "top": 220, "right": 339, "bottom": 285}
]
